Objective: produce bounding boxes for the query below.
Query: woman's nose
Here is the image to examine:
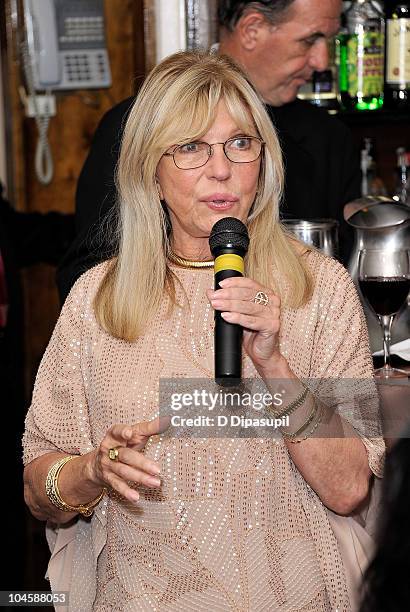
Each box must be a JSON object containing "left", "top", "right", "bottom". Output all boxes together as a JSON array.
[{"left": 206, "top": 144, "right": 232, "bottom": 180}]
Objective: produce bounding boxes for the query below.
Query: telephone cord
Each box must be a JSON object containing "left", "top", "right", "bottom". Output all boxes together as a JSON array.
[{"left": 21, "top": 41, "right": 54, "bottom": 185}]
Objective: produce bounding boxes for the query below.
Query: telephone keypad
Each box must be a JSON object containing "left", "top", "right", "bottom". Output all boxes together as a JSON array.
[
  {"left": 63, "top": 53, "right": 108, "bottom": 85},
  {"left": 54, "top": 0, "right": 111, "bottom": 89}
]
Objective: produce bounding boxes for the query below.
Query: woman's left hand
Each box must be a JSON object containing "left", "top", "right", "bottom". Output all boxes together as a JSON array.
[{"left": 206, "top": 276, "right": 282, "bottom": 373}]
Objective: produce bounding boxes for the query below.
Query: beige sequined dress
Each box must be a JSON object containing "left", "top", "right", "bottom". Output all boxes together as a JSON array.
[{"left": 23, "top": 250, "right": 384, "bottom": 612}]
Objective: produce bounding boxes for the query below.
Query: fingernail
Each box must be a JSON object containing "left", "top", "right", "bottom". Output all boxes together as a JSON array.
[
  {"left": 148, "top": 477, "right": 161, "bottom": 487},
  {"left": 221, "top": 312, "right": 234, "bottom": 320},
  {"left": 124, "top": 428, "right": 132, "bottom": 439},
  {"left": 150, "top": 465, "right": 161, "bottom": 475},
  {"left": 219, "top": 279, "right": 228, "bottom": 287},
  {"left": 129, "top": 491, "right": 139, "bottom": 503}
]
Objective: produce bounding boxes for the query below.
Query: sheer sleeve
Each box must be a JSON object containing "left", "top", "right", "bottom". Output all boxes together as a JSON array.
[
  {"left": 22, "top": 265, "right": 108, "bottom": 612},
  {"left": 22, "top": 271, "right": 95, "bottom": 465}
]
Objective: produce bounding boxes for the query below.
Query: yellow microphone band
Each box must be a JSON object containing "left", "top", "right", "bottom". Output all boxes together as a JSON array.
[{"left": 214, "top": 253, "right": 244, "bottom": 275}]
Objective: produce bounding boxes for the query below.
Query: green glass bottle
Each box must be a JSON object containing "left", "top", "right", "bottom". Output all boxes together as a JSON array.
[
  {"left": 385, "top": 3, "right": 410, "bottom": 109},
  {"left": 337, "top": 0, "right": 385, "bottom": 110}
]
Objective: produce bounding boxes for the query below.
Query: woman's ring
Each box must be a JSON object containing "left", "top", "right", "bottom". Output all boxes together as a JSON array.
[
  {"left": 108, "top": 447, "right": 121, "bottom": 462},
  {"left": 253, "top": 291, "right": 269, "bottom": 306}
]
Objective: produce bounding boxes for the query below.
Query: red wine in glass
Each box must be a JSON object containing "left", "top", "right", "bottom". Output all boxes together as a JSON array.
[
  {"left": 358, "top": 249, "right": 410, "bottom": 379},
  {"left": 359, "top": 277, "right": 410, "bottom": 317}
]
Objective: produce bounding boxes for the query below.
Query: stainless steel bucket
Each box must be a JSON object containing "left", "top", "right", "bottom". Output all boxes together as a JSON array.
[{"left": 282, "top": 219, "right": 339, "bottom": 257}]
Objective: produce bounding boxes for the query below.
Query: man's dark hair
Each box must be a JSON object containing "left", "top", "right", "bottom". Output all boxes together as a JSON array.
[{"left": 218, "top": 0, "right": 297, "bottom": 32}]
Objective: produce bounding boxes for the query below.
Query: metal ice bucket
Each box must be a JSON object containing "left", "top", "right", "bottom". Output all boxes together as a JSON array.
[
  {"left": 344, "top": 196, "right": 410, "bottom": 278},
  {"left": 282, "top": 218, "right": 339, "bottom": 257}
]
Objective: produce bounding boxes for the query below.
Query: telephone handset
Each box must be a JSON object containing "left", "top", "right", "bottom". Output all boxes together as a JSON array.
[{"left": 23, "top": 0, "right": 111, "bottom": 91}]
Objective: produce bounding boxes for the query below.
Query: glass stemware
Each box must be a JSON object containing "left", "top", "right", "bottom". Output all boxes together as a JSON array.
[{"left": 358, "top": 249, "right": 410, "bottom": 378}]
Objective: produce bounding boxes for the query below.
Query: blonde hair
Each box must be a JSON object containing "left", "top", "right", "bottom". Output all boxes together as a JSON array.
[{"left": 94, "top": 50, "right": 313, "bottom": 341}]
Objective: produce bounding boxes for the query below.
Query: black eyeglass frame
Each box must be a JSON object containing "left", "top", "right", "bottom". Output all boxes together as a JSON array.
[{"left": 163, "top": 136, "right": 265, "bottom": 170}]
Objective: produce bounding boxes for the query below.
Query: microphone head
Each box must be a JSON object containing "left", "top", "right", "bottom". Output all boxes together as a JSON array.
[{"left": 209, "top": 217, "right": 249, "bottom": 257}]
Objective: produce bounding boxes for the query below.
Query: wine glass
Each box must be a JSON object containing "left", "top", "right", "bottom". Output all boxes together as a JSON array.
[{"left": 358, "top": 249, "right": 410, "bottom": 379}]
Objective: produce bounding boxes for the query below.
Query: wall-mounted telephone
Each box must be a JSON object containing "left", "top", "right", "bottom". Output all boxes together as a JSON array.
[
  {"left": 20, "top": 0, "right": 111, "bottom": 185},
  {"left": 23, "top": 0, "right": 111, "bottom": 91}
]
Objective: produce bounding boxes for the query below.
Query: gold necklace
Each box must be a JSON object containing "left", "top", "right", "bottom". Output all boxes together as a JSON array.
[{"left": 168, "top": 249, "right": 214, "bottom": 269}]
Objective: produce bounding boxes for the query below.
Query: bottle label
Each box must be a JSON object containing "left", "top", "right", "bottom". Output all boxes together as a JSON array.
[
  {"left": 346, "top": 31, "right": 384, "bottom": 97},
  {"left": 386, "top": 18, "right": 410, "bottom": 85}
]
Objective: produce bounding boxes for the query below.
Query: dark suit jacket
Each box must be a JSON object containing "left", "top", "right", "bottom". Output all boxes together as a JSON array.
[
  {"left": 0, "top": 193, "right": 74, "bottom": 588},
  {"left": 0, "top": 195, "right": 75, "bottom": 408},
  {"left": 56, "top": 98, "right": 360, "bottom": 302}
]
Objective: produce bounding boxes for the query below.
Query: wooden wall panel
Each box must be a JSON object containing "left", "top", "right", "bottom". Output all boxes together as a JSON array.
[
  {"left": 1, "top": 0, "right": 146, "bottom": 394},
  {"left": 1, "top": 0, "right": 26, "bottom": 211}
]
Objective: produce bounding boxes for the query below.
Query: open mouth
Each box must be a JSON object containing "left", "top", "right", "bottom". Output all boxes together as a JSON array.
[{"left": 207, "top": 200, "right": 235, "bottom": 209}]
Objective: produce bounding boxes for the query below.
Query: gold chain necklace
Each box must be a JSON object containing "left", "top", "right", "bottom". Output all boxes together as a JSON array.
[{"left": 168, "top": 249, "right": 214, "bottom": 269}]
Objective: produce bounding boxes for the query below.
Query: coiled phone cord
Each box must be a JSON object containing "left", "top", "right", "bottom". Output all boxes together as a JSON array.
[{"left": 21, "top": 41, "right": 54, "bottom": 186}]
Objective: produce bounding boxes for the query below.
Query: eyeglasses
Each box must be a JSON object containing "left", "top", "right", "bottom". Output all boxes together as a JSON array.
[{"left": 163, "top": 136, "right": 264, "bottom": 170}]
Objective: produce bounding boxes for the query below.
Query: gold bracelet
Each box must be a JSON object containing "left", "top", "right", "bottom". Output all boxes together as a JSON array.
[
  {"left": 282, "top": 396, "right": 323, "bottom": 443},
  {"left": 45, "top": 455, "right": 106, "bottom": 517},
  {"left": 267, "top": 383, "right": 309, "bottom": 419}
]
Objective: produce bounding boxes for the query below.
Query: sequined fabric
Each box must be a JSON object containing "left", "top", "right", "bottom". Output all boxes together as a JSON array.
[{"left": 23, "top": 250, "right": 384, "bottom": 611}]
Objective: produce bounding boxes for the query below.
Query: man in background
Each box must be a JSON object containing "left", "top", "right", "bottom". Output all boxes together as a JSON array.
[
  {"left": 57, "top": 0, "right": 359, "bottom": 301},
  {"left": 0, "top": 187, "right": 74, "bottom": 589}
]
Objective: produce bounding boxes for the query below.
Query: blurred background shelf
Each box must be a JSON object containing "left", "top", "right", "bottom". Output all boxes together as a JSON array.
[{"left": 336, "top": 109, "right": 410, "bottom": 126}]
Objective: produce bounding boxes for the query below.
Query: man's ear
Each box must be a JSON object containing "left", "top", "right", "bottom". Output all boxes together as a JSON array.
[{"left": 236, "top": 12, "right": 274, "bottom": 51}]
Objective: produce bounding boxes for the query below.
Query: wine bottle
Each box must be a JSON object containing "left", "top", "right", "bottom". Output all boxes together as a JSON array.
[
  {"left": 393, "top": 146, "right": 410, "bottom": 204},
  {"left": 385, "top": 3, "right": 410, "bottom": 109},
  {"left": 360, "top": 137, "right": 388, "bottom": 195},
  {"left": 337, "top": 0, "right": 385, "bottom": 110}
]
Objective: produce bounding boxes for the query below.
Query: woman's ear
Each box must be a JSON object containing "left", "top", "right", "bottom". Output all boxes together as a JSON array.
[{"left": 155, "top": 178, "right": 164, "bottom": 200}]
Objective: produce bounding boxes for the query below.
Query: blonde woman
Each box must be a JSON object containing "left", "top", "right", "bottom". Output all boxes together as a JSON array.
[{"left": 23, "top": 51, "right": 383, "bottom": 611}]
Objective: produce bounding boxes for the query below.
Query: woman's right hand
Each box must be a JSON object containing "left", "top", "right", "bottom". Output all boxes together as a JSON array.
[{"left": 89, "top": 417, "right": 169, "bottom": 503}]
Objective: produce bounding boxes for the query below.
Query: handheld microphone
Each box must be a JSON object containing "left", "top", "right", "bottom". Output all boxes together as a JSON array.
[{"left": 209, "top": 217, "right": 249, "bottom": 386}]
